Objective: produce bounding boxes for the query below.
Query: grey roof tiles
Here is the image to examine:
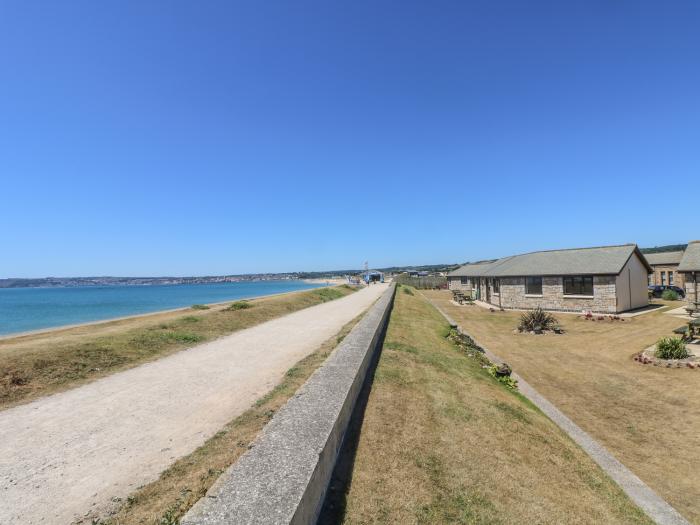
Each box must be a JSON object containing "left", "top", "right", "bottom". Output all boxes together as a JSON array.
[
  {"left": 679, "top": 241, "right": 700, "bottom": 272},
  {"left": 449, "top": 244, "right": 651, "bottom": 278},
  {"left": 644, "top": 251, "right": 685, "bottom": 266}
]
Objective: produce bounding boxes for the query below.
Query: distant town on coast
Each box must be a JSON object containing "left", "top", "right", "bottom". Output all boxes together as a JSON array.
[{"left": 0, "top": 263, "right": 458, "bottom": 288}]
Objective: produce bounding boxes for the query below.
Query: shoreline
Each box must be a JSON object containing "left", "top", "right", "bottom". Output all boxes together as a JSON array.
[
  {"left": 0, "top": 284, "right": 333, "bottom": 342},
  {"left": 302, "top": 277, "right": 347, "bottom": 285}
]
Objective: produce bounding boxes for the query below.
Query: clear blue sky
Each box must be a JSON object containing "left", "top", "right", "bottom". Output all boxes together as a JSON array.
[{"left": 1, "top": 1, "right": 698, "bottom": 277}]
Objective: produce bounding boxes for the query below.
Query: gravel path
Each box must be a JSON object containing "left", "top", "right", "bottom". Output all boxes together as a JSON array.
[{"left": 0, "top": 284, "right": 387, "bottom": 525}]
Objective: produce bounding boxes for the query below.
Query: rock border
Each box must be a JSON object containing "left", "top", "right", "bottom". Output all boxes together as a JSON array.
[{"left": 634, "top": 345, "right": 700, "bottom": 369}]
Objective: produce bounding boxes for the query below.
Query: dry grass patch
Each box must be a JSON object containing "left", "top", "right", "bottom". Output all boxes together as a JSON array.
[
  {"left": 425, "top": 291, "right": 698, "bottom": 523},
  {"left": 88, "top": 313, "right": 363, "bottom": 525},
  {"left": 337, "top": 289, "right": 651, "bottom": 524},
  {"left": 0, "top": 285, "right": 357, "bottom": 410}
]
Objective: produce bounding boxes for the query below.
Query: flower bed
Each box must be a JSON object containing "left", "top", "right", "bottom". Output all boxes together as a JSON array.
[{"left": 634, "top": 343, "right": 700, "bottom": 368}]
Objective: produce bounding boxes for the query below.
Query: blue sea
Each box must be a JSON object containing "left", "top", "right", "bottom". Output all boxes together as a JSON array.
[{"left": 0, "top": 280, "right": 325, "bottom": 336}]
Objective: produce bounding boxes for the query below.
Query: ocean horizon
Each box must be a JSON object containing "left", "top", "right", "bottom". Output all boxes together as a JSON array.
[{"left": 0, "top": 280, "right": 327, "bottom": 336}]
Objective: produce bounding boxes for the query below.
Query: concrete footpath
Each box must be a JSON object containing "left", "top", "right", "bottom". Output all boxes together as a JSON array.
[{"left": 0, "top": 283, "right": 388, "bottom": 525}]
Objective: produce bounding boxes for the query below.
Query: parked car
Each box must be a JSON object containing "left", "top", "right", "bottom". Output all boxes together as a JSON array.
[{"left": 648, "top": 285, "right": 686, "bottom": 299}]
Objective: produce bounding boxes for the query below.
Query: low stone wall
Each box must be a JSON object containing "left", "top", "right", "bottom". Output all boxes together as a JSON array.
[{"left": 181, "top": 284, "right": 396, "bottom": 525}]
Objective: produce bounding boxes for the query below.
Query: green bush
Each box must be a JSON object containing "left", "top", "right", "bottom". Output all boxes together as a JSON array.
[
  {"left": 518, "top": 307, "right": 560, "bottom": 333},
  {"left": 169, "top": 331, "right": 205, "bottom": 344},
  {"left": 487, "top": 364, "right": 518, "bottom": 389},
  {"left": 313, "top": 288, "right": 345, "bottom": 302},
  {"left": 655, "top": 337, "right": 689, "bottom": 359},
  {"left": 402, "top": 287, "right": 414, "bottom": 295},
  {"left": 225, "top": 301, "right": 253, "bottom": 311},
  {"left": 662, "top": 289, "right": 679, "bottom": 301},
  {"left": 190, "top": 304, "right": 210, "bottom": 310}
]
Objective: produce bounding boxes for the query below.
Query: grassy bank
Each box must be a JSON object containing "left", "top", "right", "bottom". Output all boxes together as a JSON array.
[
  {"left": 88, "top": 313, "right": 363, "bottom": 525},
  {"left": 426, "top": 290, "right": 698, "bottom": 522},
  {"left": 333, "top": 286, "right": 651, "bottom": 524},
  {"left": 0, "top": 285, "right": 356, "bottom": 410}
]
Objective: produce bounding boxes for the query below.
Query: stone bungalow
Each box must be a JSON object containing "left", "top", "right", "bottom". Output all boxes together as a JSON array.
[
  {"left": 645, "top": 251, "right": 686, "bottom": 288},
  {"left": 679, "top": 241, "right": 700, "bottom": 304},
  {"left": 447, "top": 244, "right": 651, "bottom": 314}
]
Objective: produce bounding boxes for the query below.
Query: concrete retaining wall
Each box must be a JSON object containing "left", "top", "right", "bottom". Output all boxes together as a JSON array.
[{"left": 181, "top": 284, "right": 396, "bottom": 525}]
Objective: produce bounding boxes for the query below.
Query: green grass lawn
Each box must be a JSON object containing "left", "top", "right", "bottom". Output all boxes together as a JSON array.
[
  {"left": 335, "top": 286, "right": 651, "bottom": 524},
  {"left": 426, "top": 291, "right": 699, "bottom": 523}
]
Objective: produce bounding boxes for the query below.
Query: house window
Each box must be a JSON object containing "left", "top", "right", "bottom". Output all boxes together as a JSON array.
[
  {"left": 493, "top": 279, "right": 500, "bottom": 294},
  {"left": 525, "top": 277, "right": 543, "bottom": 295},
  {"left": 563, "top": 276, "right": 594, "bottom": 296},
  {"left": 661, "top": 271, "right": 666, "bottom": 285},
  {"left": 460, "top": 277, "right": 469, "bottom": 285},
  {"left": 669, "top": 272, "right": 674, "bottom": 285},
  {"left": 648, "top": 274, "right": 653, "bottom": 286}
]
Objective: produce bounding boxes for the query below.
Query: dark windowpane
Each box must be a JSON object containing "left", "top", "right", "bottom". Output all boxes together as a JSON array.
[
  {"left": 526, "top": 277, "right": 542, "bottom": 295},
  {"left": 563, "top": 277, "right": 574, "bottom": 294},
  {"left": 564, "top": 276, "right": 593, "bottom": 295}
]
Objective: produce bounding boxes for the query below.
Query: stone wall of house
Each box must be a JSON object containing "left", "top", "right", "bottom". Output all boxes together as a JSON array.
[
  {"left": 685, "top": 273, "right": 698, "bottom": 303},
  {"left": 485, "top": 275, "right": 619, "bottom": 313},
  {"left": 649, "top": 264, "right": 685, "bottom": 288},
  {"left": 448, "top": 277, "right": 473, "bottom": 291}
]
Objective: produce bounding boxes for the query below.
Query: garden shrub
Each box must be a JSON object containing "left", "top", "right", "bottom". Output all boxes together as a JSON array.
[
  {"left": 518, "top": 307, "right": 560, "bottom": 333},
  {"left": 662, "top": 289, "right": 679, "bottom": 301},
  {"left": 655, "top": 337, "right": 689, "bottom": 359},
  {"left": 487, "top": 364, "right": 518, "bottom": 389}
]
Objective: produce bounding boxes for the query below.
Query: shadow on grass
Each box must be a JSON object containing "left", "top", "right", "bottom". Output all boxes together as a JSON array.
[{"left": 317, "top": 323, "right": 388, "bottom": 524}]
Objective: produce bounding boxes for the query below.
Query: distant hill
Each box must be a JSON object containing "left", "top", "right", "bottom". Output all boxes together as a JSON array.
[{"left": 640, "top": 244, "right": 687, "bottom": 254}]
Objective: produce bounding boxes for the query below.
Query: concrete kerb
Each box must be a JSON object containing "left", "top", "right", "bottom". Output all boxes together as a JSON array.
[
  {"left": 423, "top": 293, "right": 690, "bottom": 525},
  {"left": 181, "top": 284, "right": 396, "bottom": 525}
]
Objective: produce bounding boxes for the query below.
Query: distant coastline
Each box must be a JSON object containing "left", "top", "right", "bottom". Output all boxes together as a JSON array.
[
  {"left": 0, "top": 274, "right": 310, "bottom": 289},
  {"left": 0, "top": 283, "right": 326, "bottom": 341},
  {"left": 0, "top": 280, "right": 327, "bottom": 336},
  {"left": 0, "top": 263, "right": 459, "bottom": 289}
]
